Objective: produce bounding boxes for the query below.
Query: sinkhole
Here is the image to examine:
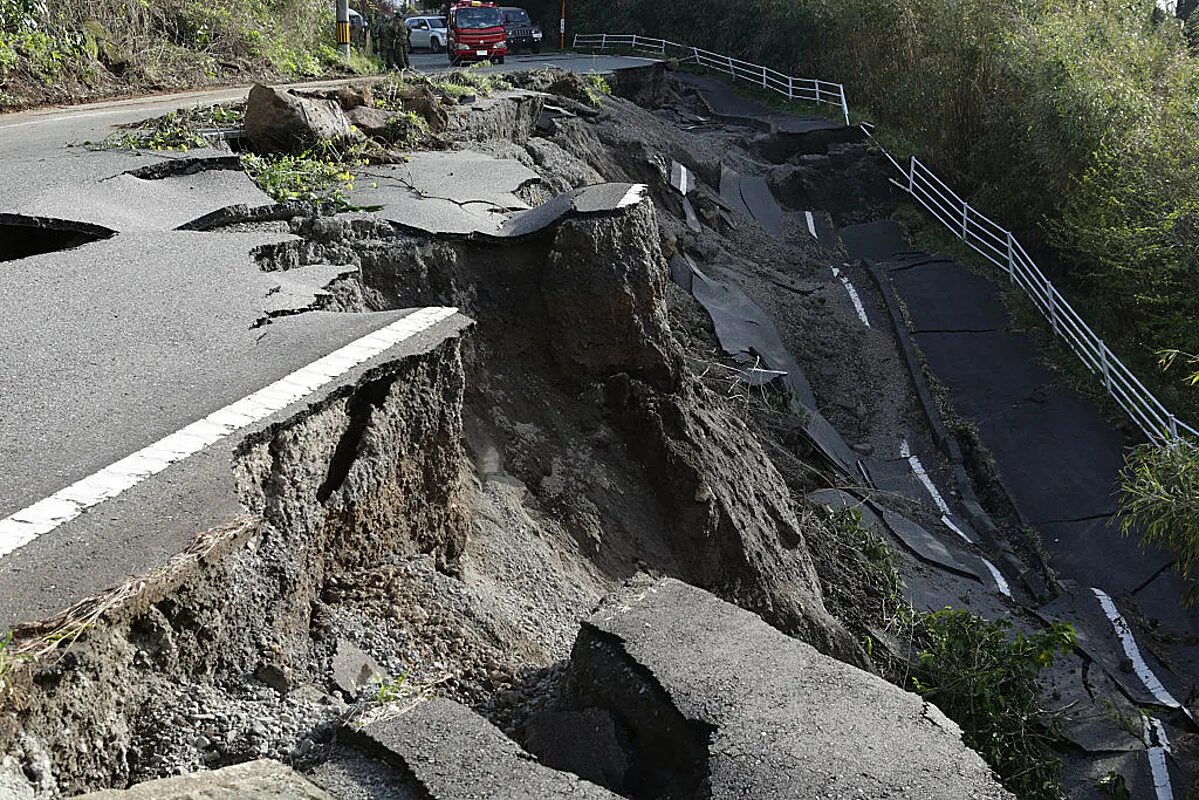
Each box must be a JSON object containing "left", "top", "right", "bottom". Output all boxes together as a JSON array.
[{"left": 0, "top": 216, "right": 116, "bottom": 262}]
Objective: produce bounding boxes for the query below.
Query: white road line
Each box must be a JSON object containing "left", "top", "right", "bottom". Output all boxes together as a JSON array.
[
  {"left": 1093, "top": 588, "right": 1181, "bottom": 709},
  {"left": 0, "top": 307, "right": 459, "bottom": 560},
  {"left": 617, "top": 184, "right": 648, "bottom": 207},
  {"left": 940, "top": 514, "right": 973, "bottom": 543},
  {"left": 979, "top": 557, "right": 1012, "bottom": 598},
  {"left": 831, "top": 266, "right": 871, "bottom": 328},
  {"left": 805, "top": 210, "right": 818, "bottom": 239},
  {"left": 900, "top": 439, "right": 950, "bottom": 514},
  {"left": 1143, "top": 715, "right": 1176, "bottom": 800}
]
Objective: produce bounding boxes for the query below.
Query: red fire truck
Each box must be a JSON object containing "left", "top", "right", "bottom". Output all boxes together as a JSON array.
[{"left": 447, "top": 1, "right": 508, "bottom": 65}]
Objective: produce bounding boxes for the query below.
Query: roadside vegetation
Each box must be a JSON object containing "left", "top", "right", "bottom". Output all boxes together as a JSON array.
[
  {"left": 558, "top": 0, "right": 1199, "bottom": 426},
  {"left": 805, "top": 501, "right": 1073, "bottom": 799},
  {"left": 910, "top": 610, "right": 1076, "bottom": 800},
  {"left": 0, "top": 0, "right": 374, "bottom": 110}
]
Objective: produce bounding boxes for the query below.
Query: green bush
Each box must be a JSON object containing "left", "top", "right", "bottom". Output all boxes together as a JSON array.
[
  {"left": 1121, "top": 437, "right": 1199, "bottom": 593},
  {"left": 911, "top": 609, "right": 1075, "bottom": 800},
  {"left": 1, "top": 0, "right": 361, "bottom": 104}
]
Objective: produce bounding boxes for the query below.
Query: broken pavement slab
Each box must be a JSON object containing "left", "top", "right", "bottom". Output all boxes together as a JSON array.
[
  {"left": 352, "top": 698, "right": 621, "bottom": 800},
  {"left": 572, "top": 579, "right": 1011, "bottom": 799},
  {"left": 1036, "top": 582, "right": 1185, "bottom": 711},
  {"left": 77, "top": 759, "right": 334, "bottom": 799}
]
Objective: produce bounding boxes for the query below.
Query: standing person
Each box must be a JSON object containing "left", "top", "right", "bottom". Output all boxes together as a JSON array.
[
  {"left": 398, "top": 17, "right": 412, "bottom": 69},
  {"left": 378, "top": 13, "right": 396, "bottom": 69}
]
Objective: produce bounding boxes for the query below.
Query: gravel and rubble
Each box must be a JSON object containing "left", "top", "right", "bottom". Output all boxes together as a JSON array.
[{"left": 0, "top": 64, "right": 1174, "bottom": 799}]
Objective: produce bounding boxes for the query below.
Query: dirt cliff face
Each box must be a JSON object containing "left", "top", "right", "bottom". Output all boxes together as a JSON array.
[{"left": 1, "top": 72, "right": 869, "bottom": 796}]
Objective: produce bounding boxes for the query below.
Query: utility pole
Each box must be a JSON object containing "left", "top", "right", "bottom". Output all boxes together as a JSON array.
[
  {"left": 559, "top": 0, "right": 566, "bottom": 49},
  {"left": 337, "top": 0, "right": 352, "bottom": 62}
]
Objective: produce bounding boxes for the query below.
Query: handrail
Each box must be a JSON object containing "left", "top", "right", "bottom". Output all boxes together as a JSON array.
[
  {"left": 573, "top": 32, "right": 850, "bottom": 125},
  {"left": 573, "top": 31, "right": 1196, "bottom": 446},
  {"left": 897, "top": 155, "right": 1196, "bottom": 444}
]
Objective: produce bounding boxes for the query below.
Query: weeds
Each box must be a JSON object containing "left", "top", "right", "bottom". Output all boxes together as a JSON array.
[
  {"left": 583, "top": 73, "right": 610, "bottom": 106},
  {"left": 103, "top": 102, "right": 245, "bottom": 151},
  {"left": 827, "top": 506, "right": 907, "bottom": 626},
  {"left": 910, "top": 609, "right": 1075, "bottom": 800},
  {"left": 240, "top": 143, "right": 363, "bottom": 208},
  {"left": 0, "top": 629, "right": 18, "bottom": 702},
  {"left": 1120, "top": 437, "right": 1199, "bottom": 598}
]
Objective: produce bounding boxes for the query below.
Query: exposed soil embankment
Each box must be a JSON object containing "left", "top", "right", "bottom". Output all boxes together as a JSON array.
[
  {"left": 1, "top": 335, "right": 469, "bottom": 795},
  {"left": 0, "top": 66, "right": 1039, "bottom": 799}
]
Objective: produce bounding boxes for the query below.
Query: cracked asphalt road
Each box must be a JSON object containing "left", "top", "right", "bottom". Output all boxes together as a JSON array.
[{"left": 0, "top": 51, "right": 650, "bottom": 628}]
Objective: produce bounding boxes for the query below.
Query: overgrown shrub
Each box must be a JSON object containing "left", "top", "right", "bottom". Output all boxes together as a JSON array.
[
  {"left": 911, "top": 609, "right": 1075, "bottom": 800},
  {"left": 1121, "top": 437, "right": 1199, "bottom": 593},
  {"left": 0, "top": 0, "right": 364, "bottom": 107}
]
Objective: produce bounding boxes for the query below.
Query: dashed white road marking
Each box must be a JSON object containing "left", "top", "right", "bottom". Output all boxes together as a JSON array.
[
  {"left": 1143, "top": 715, "right": 1176, "bottom": 800},
  {"left": 0, "top": 306, "right": 460, "bottom": 560},
  {"left": 617, "top": 184, "right": 649, "bottom": 207},
  {"left": 979, "top": 557, "right": 1012, "bottom": 598},
  {"left": 831, "top": 266, "right": 871, "bottom": 328},
  {"left": 900, "top": 439, "right": 949, "bottom": 514},
  {"left": 940, "top": 514, "right": 972, "bottom": 543},
  {"left": 804, "top": 210, "right": 818, "bottom": 240},
  {"left": 1093, "top": 588, "right": 1181, "bottom": 709}
]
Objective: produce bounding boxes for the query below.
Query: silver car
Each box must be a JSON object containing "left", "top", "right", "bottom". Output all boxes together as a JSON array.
[{"left": 405, "top": 16, "right": 448, "bottom": 52}]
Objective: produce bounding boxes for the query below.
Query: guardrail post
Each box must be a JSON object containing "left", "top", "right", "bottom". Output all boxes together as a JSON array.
[
  {"left": 631, "top": 34, "right": 638, "bottom": 49},
  {"left": 761, "top": 65, "right": 767, "bottom": 89},
  {"left": 1100, "top": 342, "right": 1113, "bottom": 390},
  {"left": 1169, "top": 415, "right": 1180, "bottom": 441},
  {"left": 788, "top": 76, "right": 794, "bottom": 99},
  {"left": 600, "top": 33, "right": 607, "bottom": 49},
  {"left": 1005, "top": 231, "right": 1015, "bottom": 280},
  {"left": 840, "top": 86, "right": 850, "bottom": 125},
  {"left": 1048, "top": 283, "right": 1059, "bottom": 335},
  {"left": 961, "top": 202, "right": 968, "bottom": 240},
  {"left": 907, "top": 158, "right": 916, "bottom": 194},
  {"left": 726, "top": 54, "right": 734, "bottom": 76},
  {"left": 691, "top": 46, "right": 699, "bottom": 64}
]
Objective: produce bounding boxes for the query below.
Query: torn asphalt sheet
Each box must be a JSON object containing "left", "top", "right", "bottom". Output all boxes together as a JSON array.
[
  {"left": 719, "top": 165, "right": 785, "bottom": 238},
  {"left": 670, "top": 254, "right": 857, "bottom": 475},
  {"left": 671, "top": 253, "right": 815, "bottom": 408},
  {"left": 1036, "top": 583, "right": 1185, "bottom": 711}
]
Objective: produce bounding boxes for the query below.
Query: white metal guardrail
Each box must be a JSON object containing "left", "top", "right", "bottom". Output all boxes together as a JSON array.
[
  {"left": 573, "top": 33, "right": 850, "bottom": 125},
  {"left": 889, "top": 153, "right": 1198, "bottom": 445},
  {"left": 574, "top": 31, "right": 1195, "bottom": 445}
]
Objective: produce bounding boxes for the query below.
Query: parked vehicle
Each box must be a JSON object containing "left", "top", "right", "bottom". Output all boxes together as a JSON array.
[
  {"left": 499, "top": 6, "right": 542, "bottom": 54},
  {"left": 405, "top": 15, "right": 448, "bottom": 52},
  {"left": 447, "top": 1, "right": 507, "bottom": 65}
]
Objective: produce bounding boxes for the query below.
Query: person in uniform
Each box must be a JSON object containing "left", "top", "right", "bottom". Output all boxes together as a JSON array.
[
  {"left": 397, "top": 17, "right": 412, "bottom": 69},
  {"left": 373, "top": 14, "right": 389, "bottom": 69}
]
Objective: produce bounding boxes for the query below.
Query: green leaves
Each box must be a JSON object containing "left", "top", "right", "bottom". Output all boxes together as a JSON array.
[
  {"left": 103, "top": 102, "right": 245, "bottom": 151},
  {"left": 911, "top": 609, "right": 1074, "bottom": 800},
  {"left": 241, "top": 145, "right": 360, "bottom": 209},
  {"left": 1121, "top": 437, "right": 1199, "bottom": 590}
]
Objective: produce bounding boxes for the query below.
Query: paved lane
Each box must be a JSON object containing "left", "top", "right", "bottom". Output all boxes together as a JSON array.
[{"left": 0, "top": 52, "right": 649, "bottom": 627}]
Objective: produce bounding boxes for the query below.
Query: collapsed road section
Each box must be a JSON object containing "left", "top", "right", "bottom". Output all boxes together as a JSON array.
[{"left": 0, "top": 57, "right": 1191, "bottom": 799}]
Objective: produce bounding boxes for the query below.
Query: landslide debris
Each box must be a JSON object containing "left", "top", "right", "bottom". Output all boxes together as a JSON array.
[{"left": 1, "top": 65, "right": 1031, "bottom": 799}]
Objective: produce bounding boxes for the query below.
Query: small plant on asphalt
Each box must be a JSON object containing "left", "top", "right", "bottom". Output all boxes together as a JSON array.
[
  {"left": 583, "top": 73, "right": 611, "bottom": 106},
  {"left": 381, "top": 110, "right": 430, "bottom": 150},
  {"left": 1120, "top": 437, "right": 1199, "bottom": 601},
  {"left": 103, "top": 102, "right": 245, "bottom": 151},
  {"left": 909, "top": 609, "right": 1075, "bottom": 800},
  {"left": 374, "top": 672, "right": 409, "bottom": 704},
  {"left": 241, "top": 141, "right": 364, "bottom": 209}
]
